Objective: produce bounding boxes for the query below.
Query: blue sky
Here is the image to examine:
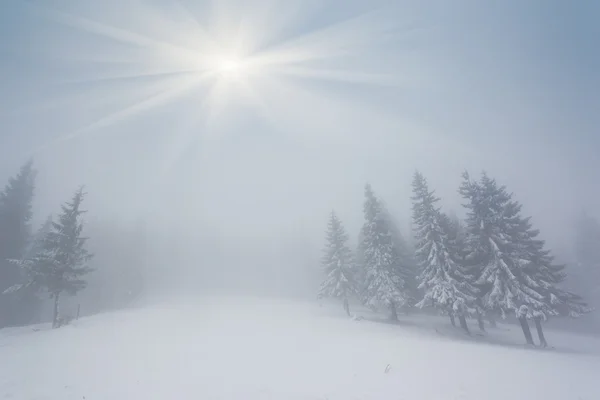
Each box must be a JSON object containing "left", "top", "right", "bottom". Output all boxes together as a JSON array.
[{"left": 0, "top": 0, "right": 599, "bottom": 254}]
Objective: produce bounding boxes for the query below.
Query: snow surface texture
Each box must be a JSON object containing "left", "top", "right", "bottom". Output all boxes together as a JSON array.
[{"left": 1, "top": 297, "right": 599, "bottom": 400}]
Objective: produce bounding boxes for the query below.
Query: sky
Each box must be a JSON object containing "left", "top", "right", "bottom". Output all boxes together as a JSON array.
[{"left": 0, "top": 0, "right": 599, "bottom": 258}]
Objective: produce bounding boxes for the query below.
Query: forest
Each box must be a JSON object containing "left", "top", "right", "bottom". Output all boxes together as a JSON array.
[{"left": 1, "top": 160, "right": 599, "bottom": 347}]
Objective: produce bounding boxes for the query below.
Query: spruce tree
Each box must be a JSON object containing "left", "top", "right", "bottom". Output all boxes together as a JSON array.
[
  {"left": 20, "top": 187, "right": 93, "bottom": 328},
  {"left": 318, "top": 211, "right": 357, "bottom": 316},
  {"left": 359, "top": 184, "right": 411, "bottom": 320},
  {"left": 460, "top": 172, "right": 544, "bottom": 345},
  {"left": 411, "top": 171, "right": 477, "bottom": 333},
  {"left": 0, "top": 160, "right": 36, "bottom": 327}
]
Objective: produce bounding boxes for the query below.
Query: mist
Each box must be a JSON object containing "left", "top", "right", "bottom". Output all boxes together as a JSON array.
[
  {"left": 0, "top": 0, "right": 598, "bottom": 319},
  {"left": 2, "top": 1, "right": 600, "bottom": 399},
  {"left": 0, "top": 0, "right": 598, "bottom": 310}
]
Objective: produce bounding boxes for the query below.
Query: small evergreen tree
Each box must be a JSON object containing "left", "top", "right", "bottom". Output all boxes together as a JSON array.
[
  {"left": 17, "top": 187, "right": 93, "bottom": 328},
  {"left": 318, "top": 211, "right": 357, "bottom": 316},
  {"left": 411, "top": 171, "right": 477, "bottom": 333},
  {"left": 359, "top": 184, "right": 411, "bottom": 320},
  {"left": 0, "top": 160, "right": 37, "bottom": 327}
]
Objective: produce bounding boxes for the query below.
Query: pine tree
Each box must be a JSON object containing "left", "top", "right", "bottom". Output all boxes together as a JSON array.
[
  {"left": 20, "top": 187, "right": 93, "bottom": 328},
  {"left": 318, "top": 211, "right": 357, "bottom": 316},
  {"left": 0, "top": 160, "right": 36, "bottom": 327},
  {"left": 359, "top": 184, "right": 411, "bottom": 320},
  {"left": 411, "top": 171, "right": 477, "bottom": 333},
  {"left": 460, "top": 172, "right": 555, "bottom": 345}
]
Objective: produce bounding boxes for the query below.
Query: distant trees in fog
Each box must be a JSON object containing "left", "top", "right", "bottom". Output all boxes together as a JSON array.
[
  {"left": 0, "top": 161, "right": 38, "bottom": 327},
  {"left": 0, "top": 161, "right": 94, "bottom": 329},
  {"left": 13, "top": 187, "right": 94, "bottom": 328},
  {"left": 318, "top": 170, "right": 592, "bottom": 347}
]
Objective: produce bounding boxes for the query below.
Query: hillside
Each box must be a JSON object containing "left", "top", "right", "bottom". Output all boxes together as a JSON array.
[{"left": 1, "top": 297, "right": 598, "bottom": 400}]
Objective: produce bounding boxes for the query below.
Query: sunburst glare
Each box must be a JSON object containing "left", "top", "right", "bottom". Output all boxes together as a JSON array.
[{"left": 25, "top": 0, "right": 422, "bottom": 175}]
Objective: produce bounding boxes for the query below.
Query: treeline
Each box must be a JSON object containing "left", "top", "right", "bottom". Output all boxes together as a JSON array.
[
  {"left": 318, "top": 170, "right": 592, "bottom": 347},
  {"left": 0, "top": 161, "right": 94, "bottom": 329}
]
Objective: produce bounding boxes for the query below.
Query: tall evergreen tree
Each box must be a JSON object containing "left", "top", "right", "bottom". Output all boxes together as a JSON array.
[
  {"left": 0, "top": 160, "right": 36, "bottom": 327},
  {"left": 460, "top": 172, "right": 543, "bottom": 344},
  {"left": 15, "top": 187, "right": 93, "bottom": 328},
  {"left": 359, "top": 184, "right": 412, "bottom": 320},
  {"left": 411, "top": 171, "right": 477, "bottom": 333},
  {"left": 318, "top": 211, "right": 357, "bottom": 316}
]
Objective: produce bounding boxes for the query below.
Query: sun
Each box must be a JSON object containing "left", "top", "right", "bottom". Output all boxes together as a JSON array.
[
  {"left": 219, "top": 59, "right": 240, "bottom": 73},
  {"left": 215, "top": 56, "right": 247, "bottom": 79},
  {"left": 34, "top": 0, "right": 407, "bottom": 153}
]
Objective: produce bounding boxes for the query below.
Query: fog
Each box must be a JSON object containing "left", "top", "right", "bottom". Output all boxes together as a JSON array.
[{"left": 1, "top": 0, "right": 600, "bottom": 308}]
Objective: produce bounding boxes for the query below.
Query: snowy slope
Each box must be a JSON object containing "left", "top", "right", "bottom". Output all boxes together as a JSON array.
[{"left": 1, "top": 296, "right": 599, "bottom": 400}]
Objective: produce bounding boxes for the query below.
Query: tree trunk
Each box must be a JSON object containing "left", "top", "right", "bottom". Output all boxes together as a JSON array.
[
  {"left": 458, "top": 315, "right": 470, "bottom": 334},
  {"left": 449, "top": 314, "right": 456, "bottom": 327},
  {"left": 389, "top": 303, "right": 398, "bottom": 321},
  {"left": 52, "top": 292, "right": 60, "bottom": 329},
  {"left": 488, "top": 315, "right": 497, "bottom": 328},
  {"left": 477, "top": 313, "right": 486, "bottom": 332},
  {"left": 534, "top": 317, "right": 548, "bottom": 348},
  {"left": 343, "top": 298, "right": 350, "bottom": 317},
  {"left": 518, "top": 316, "right": 534, "bottom": 345}
]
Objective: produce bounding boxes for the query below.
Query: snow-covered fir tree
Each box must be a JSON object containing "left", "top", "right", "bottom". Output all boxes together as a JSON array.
[
  {"left": 411, "top": 171, "right": 477, "bottom": 333},
  {"left": 359, "top": 184, "right": 412, "bottom": 320},
  {"left": 0, "top": 160, "right": 37, "bottom": 327},
  {"left": 459, "top": 171, "right": 578, "bottom": 345},
  {"left": 460, "top": 172, "right": 535, "bottom": 342},
  {"left": 16, "top": 187, "right": 93, "bottom": 328},
  {"left": 318, "top": 211, "right": 357, "bottom": 316}
]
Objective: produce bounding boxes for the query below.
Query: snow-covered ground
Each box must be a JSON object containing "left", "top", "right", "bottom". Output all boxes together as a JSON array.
[{"left": 1, "top": 296, "right": 599, "bottom": 400}]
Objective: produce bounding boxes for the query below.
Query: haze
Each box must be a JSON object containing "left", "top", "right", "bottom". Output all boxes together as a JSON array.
[
  {"left": 0, "top": 0, "right": 599, "bottom": 306},
  {"left": 3, "top": 1, "right": 600, "bottom": 399}
]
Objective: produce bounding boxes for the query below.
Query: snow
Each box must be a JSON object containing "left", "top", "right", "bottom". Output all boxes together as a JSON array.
[{"left": 1, "top": 297, "right": 599, "bottom": 400}]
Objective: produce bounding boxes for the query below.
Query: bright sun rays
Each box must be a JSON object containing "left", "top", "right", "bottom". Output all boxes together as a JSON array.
[
  {"left": 26, "top": 0, "right": 420, "bottom": 174},
  {"left": 216, "top": 57, "right": 245, "bottom": 76}
]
